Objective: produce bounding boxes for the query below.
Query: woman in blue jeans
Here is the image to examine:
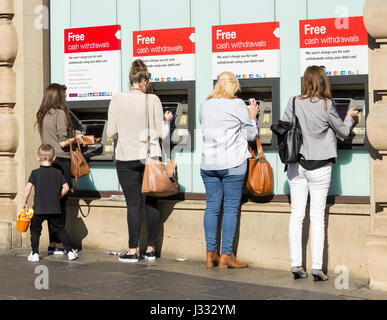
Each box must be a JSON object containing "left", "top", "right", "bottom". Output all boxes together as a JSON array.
[{"left": 199, "top": 71, "right": 259, "bottom": 269}]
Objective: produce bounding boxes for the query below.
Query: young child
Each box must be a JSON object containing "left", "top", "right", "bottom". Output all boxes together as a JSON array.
[{"left": 21, "top": 144, "right": 78, "bottom": 262}]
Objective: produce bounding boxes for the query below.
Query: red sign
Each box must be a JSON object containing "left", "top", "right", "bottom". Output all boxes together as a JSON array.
[
  {"left": 65, "top": 25, "right": 121, "bottom": 53},
  {"left": 133, "top": 27, "right": 195, "bottom": 57},
  {"left": 299, "top": 16, "right": 368, "bottom": 49},
  {"left": 212, "top": 22, "right": 280, "bottom": 53}
]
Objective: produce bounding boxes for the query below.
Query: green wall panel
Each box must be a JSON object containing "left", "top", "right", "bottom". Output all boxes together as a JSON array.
[{"left": 50, "top": 0, "right": 370, "bottom": 196}]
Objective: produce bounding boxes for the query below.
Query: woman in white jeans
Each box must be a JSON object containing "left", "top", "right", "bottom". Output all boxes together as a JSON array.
[{"left": 282, "top": 66, "right": 359, "bottom": 281}]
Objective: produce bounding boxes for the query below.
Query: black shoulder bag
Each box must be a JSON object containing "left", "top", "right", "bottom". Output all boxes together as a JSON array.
[{"left": 270, "top": 97, "right": 302, "bottom": 166}]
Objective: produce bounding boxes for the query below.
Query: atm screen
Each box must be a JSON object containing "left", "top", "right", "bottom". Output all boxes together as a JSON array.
[
  {"left": 82, "top": 121, "right": 105, "bottom": 139},
  {"left": 334, "top": 99, "right": 350, "bottom": 121},
  {"left": 335, "top": 105, "right": 348, "bottom": 121},
  {"left": 162, "top": 103, "right": 178, "bottom": 133}
]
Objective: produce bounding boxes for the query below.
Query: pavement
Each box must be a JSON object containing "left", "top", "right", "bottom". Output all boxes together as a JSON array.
[{"left": 0, "top": 248, "right": 386, "bottom": 300}]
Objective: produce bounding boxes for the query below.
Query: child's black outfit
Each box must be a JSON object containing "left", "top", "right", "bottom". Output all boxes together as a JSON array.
[{"left": 28, "top": 165, "right": 72, "bottom": 254}]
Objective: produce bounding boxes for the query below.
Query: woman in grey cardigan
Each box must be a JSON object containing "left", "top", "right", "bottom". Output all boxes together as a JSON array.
[
  {"left": 282, "top": 66, "right": 359, "bottom": 281},
  {"left": 200, "top": 71, "right": 259, "bottom": 269}
]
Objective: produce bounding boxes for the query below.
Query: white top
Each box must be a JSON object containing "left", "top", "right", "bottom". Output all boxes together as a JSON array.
[
  {"left": 107, "top": 93, "right": 169, "bottom": 161},
  {"left": 199, "top": 98, "right": 258, "bottom": 171}
]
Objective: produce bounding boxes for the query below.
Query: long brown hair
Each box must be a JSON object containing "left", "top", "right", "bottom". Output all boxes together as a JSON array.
[
  {"left": 129, "top": 59, "right": 153, "bottom": 93},
  {"left": 301, "top": 66, "right": 332, "bottom": 107},
  {"left": 35, "top": 83, "right": 73, "bottom": 135}
]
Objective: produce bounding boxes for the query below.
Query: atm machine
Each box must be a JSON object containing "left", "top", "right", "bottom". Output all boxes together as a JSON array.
[
  {"left": 68, "top": 103, "right": 115, "bottom": 162},
  {"left": 329, "top": 75, "right": 368, "bottom": 149},
  {"left": 151, "top": 81, "right": 195, "bottom": 152},
  {"left": 236, "top": 78, "right": 280, "bottom": 149}
]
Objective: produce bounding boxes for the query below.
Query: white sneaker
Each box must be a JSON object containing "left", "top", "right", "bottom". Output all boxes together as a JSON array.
[
  {"left": 67, "top": 249, "right": 79, "bottom": 261},
  {"left": 27, "top": 252, "right": 39, "bottom": 262},
  {"left": 53, "top": 248, "right": 66, "bottom": 255}
]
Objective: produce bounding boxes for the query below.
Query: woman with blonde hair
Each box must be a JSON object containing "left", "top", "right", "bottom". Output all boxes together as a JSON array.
[
  {"left": 199, "top": 71, "right": 259, "bottom": 269},
  {"left": 107, "top": 59, "right": 173, "bottom": 263},
  {"left": 282, "top": 66, "right": 358, "bottom": 281}
]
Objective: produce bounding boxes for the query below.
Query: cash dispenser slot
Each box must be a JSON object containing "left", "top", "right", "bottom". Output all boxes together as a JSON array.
[
  {"left": 69, "top": 108, "right": 115, "bottom": 161},
  {"left": 239, "top": 86, "right": 274, "bottom": 145},
  {"left": 151, "top": 81, "right": 195, "bottom": 152},
  {"left": 331, "top": 81, "right": 367, "bottom": 146}
]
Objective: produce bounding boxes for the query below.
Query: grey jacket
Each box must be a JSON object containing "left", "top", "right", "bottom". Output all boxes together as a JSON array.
[
  {"left": 40, "top": 109, "right": 69, "bottom": 159},
  {"left": 281, "top": 96, "right": 354, "bottom": 160},
  {"left": 200, "top": 98, "right": 258, "bottom": 170}
]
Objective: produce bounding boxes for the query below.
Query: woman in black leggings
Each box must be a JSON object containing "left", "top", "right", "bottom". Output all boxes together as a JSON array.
[{"left": 107, "top": 59, "right": 173, "bottom": 262}]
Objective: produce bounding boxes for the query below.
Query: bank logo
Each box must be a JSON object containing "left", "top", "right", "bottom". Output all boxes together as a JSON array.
[
  {"left": 333, "top": 71, "right": 339, "bottom": 76},
  {"left": 167, "top": 77, "right": 172, "bottom": 81},
  {"left": 348, "top": 71, "right": 353, "bottom": 75},
  {"left": 326, "top": 71, "right": 332, "bottom": 75},
  {"left": 155, "top": 78, "right": 160, "bottom": 82},
  {"left": 69, "top": 93, "right": 77, "bottom": 97},
  {"left": 161, "top": 78, "right": 166, "bottom": 82},
  {"left": 340, "top": 71, "right": 346, "bottom": 75},
  {"left": 236, "top": 74, "right": 241, "bottom": 79},
  {"left": 249, "top": 74, "right": 254, "bottom": 79}
]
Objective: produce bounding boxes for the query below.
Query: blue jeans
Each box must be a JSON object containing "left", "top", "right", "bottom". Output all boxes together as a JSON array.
[{"left": 200, "top": 162, "right": 247, "bottom": 255}]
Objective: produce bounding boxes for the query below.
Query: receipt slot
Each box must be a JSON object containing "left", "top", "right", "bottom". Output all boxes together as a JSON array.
[
  {"left": 68, "top": 104, "right": 115, "bottom": 162},
  {"left": 329, "top": 75, "right": 369, "bottom": 149},
  {"left": 151, "top": 81, "right": 195, "bottom": 152},
  {"left": 237, "top": 78, "right": 280, "bottom": 149}
]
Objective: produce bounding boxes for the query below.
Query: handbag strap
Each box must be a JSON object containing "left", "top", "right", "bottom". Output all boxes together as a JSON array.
[
  {"left": 145, "top": 94, "right": 151, "bottom": 157},
  {"left": 248, "top": 137, "right": 266, "bottom": 159},
  {"left": 69, "top": 139, "right": 81, "bottom": 193},
  {"left": 291, "top": 96, "right": 297, "bottom": 126},
  {"left": 144, "top": 93, "right": 169, "bottom": 161}
]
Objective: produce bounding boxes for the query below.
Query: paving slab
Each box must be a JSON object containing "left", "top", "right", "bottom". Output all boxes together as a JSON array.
[{"left": 0, "top": 248, "right": 386, "bottom": 300}]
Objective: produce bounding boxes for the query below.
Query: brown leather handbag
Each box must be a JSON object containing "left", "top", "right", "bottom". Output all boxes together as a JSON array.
[
  {"left": 81, "top": 135, "right": 101, "bottom": 145},
  {"left": 69, "top": 139, "right": 90, "bottom": 193},
  {"left": 141, "top": 94, "right": 180, "bottom": 197},
  {"left": 246, "top": 137, "right": 273, "bottom": 197}
]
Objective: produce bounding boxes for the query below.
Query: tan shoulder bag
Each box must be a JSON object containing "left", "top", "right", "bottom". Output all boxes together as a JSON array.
[
  {"left": 141, "top": 94, "right": 180, "bottom": 197},
  {"left": 246, "top": 137, "right": 273, "bottom": 197},
  {"left": 69, "top": 139, "right": 90, "bottom": 193}
]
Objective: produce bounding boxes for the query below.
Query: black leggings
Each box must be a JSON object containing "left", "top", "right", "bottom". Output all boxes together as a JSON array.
[
  {"left": 49, "top": 157, "right": 71, "bottom": 245},
  {"left": 30, "top": 214, "right": 72, "bottom": 254},
  {"left": 116, "top": 160, "right": 160, "bottom": 249}
]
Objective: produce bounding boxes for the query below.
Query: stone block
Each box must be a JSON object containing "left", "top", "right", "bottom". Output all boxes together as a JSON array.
[
  {"left": 367, "top": 234, "right": 387, "bottom": 291},
  {"left": 0, "top": 157, "right": 17, "bottom": 196},
  {"left": 0, "top": 198, "right": 17, "bottom": 221},
  {"left": 0, "top": 66, "right": 16, "bottom": 106},
  {"left": 0, "top": 0, "right": 14, "bottom": 15},
  {"left": 0, "top": 221, "right": 12, "bottom": 249}
]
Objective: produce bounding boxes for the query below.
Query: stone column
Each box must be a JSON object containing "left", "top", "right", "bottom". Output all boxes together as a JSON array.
[
  {"left": 364, "top": 0, "right": 387, "bottom": 291},
  {"left": 0, "top": 0, "right": 20, "bottom": 249}
]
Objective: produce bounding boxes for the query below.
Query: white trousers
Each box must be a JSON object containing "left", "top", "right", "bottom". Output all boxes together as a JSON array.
[{"left": 287, "top": 163, "right": 332, "bottom": 270}]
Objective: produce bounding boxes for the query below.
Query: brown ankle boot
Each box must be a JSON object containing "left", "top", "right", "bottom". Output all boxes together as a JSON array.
[
  {"left": 218, "top": 253, "right": 248, "bottom": 269},
  {"left": 206, "top": 251, "right": 220, "bottom": 268}
]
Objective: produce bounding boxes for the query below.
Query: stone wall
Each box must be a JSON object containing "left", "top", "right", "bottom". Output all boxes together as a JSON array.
[{"left": 0, "top": 0, "right": 46, "bottom": 249}]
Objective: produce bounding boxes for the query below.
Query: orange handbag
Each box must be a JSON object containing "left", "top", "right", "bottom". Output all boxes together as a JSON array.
[
  {"left": 69, "top": 139, "right": 90, "bottom": 193},
  {"left": 246, "top": 137, "right": 273, "bottom": 197},
  {"left": 141, "top": 94, "right": 180, "bottom": 197}
]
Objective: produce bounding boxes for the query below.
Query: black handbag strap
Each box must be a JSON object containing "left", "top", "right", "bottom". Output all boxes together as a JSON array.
[{"left": 291, "top": 96, "right": 296, "bottom": 127}]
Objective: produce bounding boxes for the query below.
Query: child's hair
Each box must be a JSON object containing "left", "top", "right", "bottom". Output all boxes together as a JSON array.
[{"left": 38, "top": 144, "right": 55, "bottom": 162}]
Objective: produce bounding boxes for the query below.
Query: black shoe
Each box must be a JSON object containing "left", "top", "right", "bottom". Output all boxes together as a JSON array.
[
  {"left": 291, "top": 266, "right": 308, "bottom": 279},
  {"left": 47, "top": 247, "right": 55, "bottom": 256},
  {"left": 144, "top": 251, "right": 156, "bottom": 261},
  {"left": 311, "top": 269, "right": 329, "bottom": 281},
  {"left": 118, "top": 253, "right": 139, "bottom": 263}
]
